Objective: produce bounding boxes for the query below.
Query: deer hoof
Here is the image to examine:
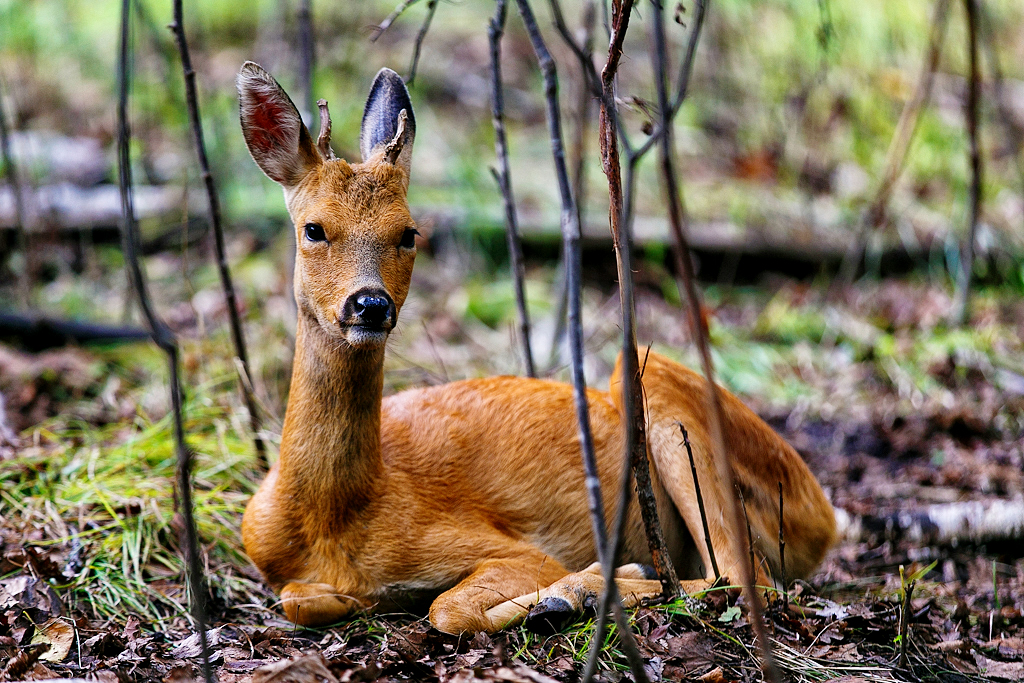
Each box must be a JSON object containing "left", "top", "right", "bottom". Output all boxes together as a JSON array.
[{"left": 524, "top": 596, "right": 575, "bottom": 635}]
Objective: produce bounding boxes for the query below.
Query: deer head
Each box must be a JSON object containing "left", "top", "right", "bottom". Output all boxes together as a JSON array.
[{"left": 237, "top": 62, "right": 418, "bottom": 350}]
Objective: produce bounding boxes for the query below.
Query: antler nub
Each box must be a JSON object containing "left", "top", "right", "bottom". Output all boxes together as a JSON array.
[
  {"left": 382, "top": 109, "right": 408, "bottom": 165},
  {"left": 316, "top": 98, "right": 336, "bottom": 160}
]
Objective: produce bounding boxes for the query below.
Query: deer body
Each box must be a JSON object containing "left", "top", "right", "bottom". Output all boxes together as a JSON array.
[{"left": 237, "top": 63, "right": 837, "bottom": 634}]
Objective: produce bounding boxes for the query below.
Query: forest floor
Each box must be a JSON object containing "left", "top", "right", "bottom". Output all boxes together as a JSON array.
[{"left": 1, "top": 246, "right": 1023, "bottom": 682}]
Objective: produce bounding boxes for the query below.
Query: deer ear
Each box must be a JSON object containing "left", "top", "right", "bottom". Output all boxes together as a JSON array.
[
  {"left": 360, "top": 68, "right": 416, "bottom": 182},
  {"left": 237, "top": 61, "right": 321, "bottom": 189}
]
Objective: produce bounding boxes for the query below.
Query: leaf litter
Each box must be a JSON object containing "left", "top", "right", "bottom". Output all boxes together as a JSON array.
[{"left": 1, "top": 250, "right": 1023, "bottom": 681}]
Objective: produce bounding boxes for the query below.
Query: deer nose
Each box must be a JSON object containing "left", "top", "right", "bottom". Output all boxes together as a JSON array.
[{"left": 345, "top": 290, "right": 395, "bottom": 330}]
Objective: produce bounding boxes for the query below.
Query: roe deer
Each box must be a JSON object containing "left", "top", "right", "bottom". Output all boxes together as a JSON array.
[{"left": 237, "top": 62, "right": 837, "bottom": 635}]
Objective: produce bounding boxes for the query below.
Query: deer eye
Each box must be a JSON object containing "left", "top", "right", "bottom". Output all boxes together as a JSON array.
[
  {"left": 304, "top": 223, "right": 327, "bottom": 242},
  {"left": 399, "top": 228, "right": 419, "bottom": 250}
]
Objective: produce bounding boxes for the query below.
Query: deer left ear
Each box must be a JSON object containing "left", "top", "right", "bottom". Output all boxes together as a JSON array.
[{"left": 360, "top": 68, "right": 416, "bottom": 184}]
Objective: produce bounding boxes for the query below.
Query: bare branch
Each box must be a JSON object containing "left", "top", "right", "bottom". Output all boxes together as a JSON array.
[
  {"left": 371, "top": 0, "right": 423, "bottom": 42},
  {"left": 951, "top": 0, "right": 983, "bottom": 326},
  {"left": 170, "top": 0, "right": 268, "bottom": 469},
  {"left": 647, "top": 0, "right": 779, "bottom": 680},
  {"left": 836, "top": 0, "right": 950, "bottom": 290},
  {"left": 406, "top": 0, "right": 439, "bottom": 86},
  {"left": 118, "top": 4, "right": 211, "bottom": 681},
  {"left": 514, "top": 1, "right": 648, "bottom": 680},
  {"left": 682, "top": 422, "right": 720, "bottom": 580},
  {"left": 489, "top": 0, "right": 536, "bottom": 377},
  {"left": 0, "top": 77, "right": 29, "bottom": 307},
  {"left": 297, "top": 0, "right": 315, "bottom": 124},
  {"left": 779, "top": 481, "right": 787, "bottom": 607}
]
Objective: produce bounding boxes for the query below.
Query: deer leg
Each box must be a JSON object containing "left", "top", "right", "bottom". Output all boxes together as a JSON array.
[
  {"left": 485, "top": 562, "right": 665, "bottom": 634},
  {"left": 280, "top": 582, "right": 364, "bottom": 627},
  {"left": 429, "top": 551, "right": 572, "bottom": 635}
]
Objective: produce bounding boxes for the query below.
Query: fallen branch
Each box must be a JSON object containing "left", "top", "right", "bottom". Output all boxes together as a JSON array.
[
  {"left": 170, "top": 0, "right": 268, "bottom": 470},
  {"left": 488, "top": 0, "right": 536, "bottom": 378},
  {"left": 117, "top": 3, "right": 211, "bottom": 681},
  {"left": 836, "top": 499, "right": 1024, "bottom": 546}
]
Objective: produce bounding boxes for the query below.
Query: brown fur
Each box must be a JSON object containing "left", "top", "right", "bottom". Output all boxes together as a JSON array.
[{"left": 237, "top": 63, "right": 837, "bottom": 635}]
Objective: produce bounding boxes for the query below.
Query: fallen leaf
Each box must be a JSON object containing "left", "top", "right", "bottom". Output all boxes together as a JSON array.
[
  {"left": 253, "top": 654, "right": 339, "bottom": 683},
  {"left": 977, "top": 657, "right": 1024, "bottom": 681},
  {"left": 718, "top": 605, "right": 741, "bottom": 623},
  {"left": 164, "top": 665, "right": 196, "bottom": 683},
  {"left": 697, "top": 666, "right": 727, "bottom": 683},
  {"left": 664, "top": 632, "right": 715, "bottom": 672},
  {"left": 171, "top": 627, "right": 222, "bottom": 659},
  {"left": 30, "top": 617, "right": 74, "bottom": 662}
]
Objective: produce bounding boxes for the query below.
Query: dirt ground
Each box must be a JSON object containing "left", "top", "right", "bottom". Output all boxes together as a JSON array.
[{"left": 2, "top": 264, "right": 1023, "bottom": 682}]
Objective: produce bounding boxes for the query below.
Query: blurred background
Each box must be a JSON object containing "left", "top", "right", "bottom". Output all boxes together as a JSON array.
[{"left": 0, "top": 0, "right": 1023, "bottom": 656}]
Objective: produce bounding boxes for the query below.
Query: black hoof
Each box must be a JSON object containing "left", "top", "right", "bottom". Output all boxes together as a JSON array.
[
  {"left": 636, "top": 564, "right": 659, "bottom": 580},
  {"left": 524, "top": 597, "right": 575, "bottom": 635}
]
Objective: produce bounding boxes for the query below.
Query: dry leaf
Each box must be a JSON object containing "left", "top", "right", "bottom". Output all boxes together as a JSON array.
[
  {"left": 253, "top": 654, "right": 339, "bottom": 683},
  {"left": 29, "top": 618, "right": 74, "bottom": 663}
]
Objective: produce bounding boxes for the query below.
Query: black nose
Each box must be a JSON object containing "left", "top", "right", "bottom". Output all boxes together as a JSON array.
[{"left": 346, "top": 290, "right": 395, "bottom": 329}]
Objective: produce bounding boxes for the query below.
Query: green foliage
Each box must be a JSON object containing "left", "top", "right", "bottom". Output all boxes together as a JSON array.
[{"left": 1, "top": 377, "right": 262, "bottom": 625}]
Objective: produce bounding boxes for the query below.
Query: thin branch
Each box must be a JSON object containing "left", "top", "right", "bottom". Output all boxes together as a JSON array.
[
  {"left": 170, "top": 0, "right": 268, "bottom": 470},
  {"left": 648, "top": 1, "right": 779, "bottom": 680},
  {"left": 489, "top": 0, "right": 536, "bottom": 378},
  {"left": 406, "top": 0, "right": 439, "bottom": 86},
  {"left": 979, "top": 2, "right": 1024, "bottom": 233},
  {"left": 682, "top": 422, "right": 719, "bottom": 580},
  {"left": 513, "top": 2, "right": 648, "bottom": 681},
  {"left": 779, "top": 481, "right": 787, "bottom": 607},
  {"left": 297, "top": 0, "right": 315, "bottom": 124},
  {"left": 371, "top": 0, "right": 423, "bottom": 42},
  {"left": 603, "top": 0, "right": 679, "bottom": 600},
  {"left": 836, "top": 0, "right": 950, "bottom": 289},
  {"left": 951, "top": 0, "right": 983, "bottom": 326},
  {"left": 0, "top": 77, "right": 29, "bottom": 307},
  {"left": 118, "top": 4, "right": 211, "bottom": 682}
]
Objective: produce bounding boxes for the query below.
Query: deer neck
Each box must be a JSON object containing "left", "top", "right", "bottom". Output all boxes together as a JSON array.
[{"left": 278, "top": 313, "right": 386, "bottom": 526}]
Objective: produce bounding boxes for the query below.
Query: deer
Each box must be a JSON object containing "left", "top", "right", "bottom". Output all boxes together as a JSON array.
[{"left": 237, "top": 61, "right": 838, "bottom": 635}]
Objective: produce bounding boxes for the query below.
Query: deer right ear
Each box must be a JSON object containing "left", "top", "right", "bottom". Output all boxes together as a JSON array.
[{"left": 237, "top": 61, "right": 321, "bottom": 189}]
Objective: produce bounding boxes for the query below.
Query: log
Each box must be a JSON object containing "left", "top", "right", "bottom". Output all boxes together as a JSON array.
[{"left": 836, "top": 499, "right": 1024, "bottom": 546}]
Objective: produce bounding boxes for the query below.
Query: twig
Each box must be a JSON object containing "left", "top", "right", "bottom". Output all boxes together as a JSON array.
[
  {"left": 950, "top": 0, "right": 983, "bottom": 326},
  {"left": 836, "top": 0, "right": 950, "bottom": 290},
  {"left": 406, "top": 0, "right": 438, "bottom": 86},
  {"left": 297, "top": 0, "right": 315, "bottom": 124},
  {"left": 681, "top": 422, "right": 719, "bottom": 580},
  {"left": 170, "top": 0, "right": 268, "bottom": 470},
  {"left": 488, "top": 0, "right": 536, "bottom": 378},
  {"left": 779, "top": 481, "right": 787, "bottom": 607},
  {"left": 0, "top": 76, "right": 29, "bottom": 307},
  {"left": 979, "top": 3, "right": 1024, "bottom": 233},
  {"left": 513, "top": 2, "right": 648, "bottom": 681},
  {"left": 599, "top": 0, "right": 679, "bottom": 597},
  {"left": 117, "top": 3, "right": 211, "bottom": 682},
  {"left": 371, "top": 0, "right": 423, "bottom": 41},
  {"left": 737, "top": 485, "right": 756, "bottom": 584},
  {"left": 647, "top": 1, "right": 779, "bottom": 680}
]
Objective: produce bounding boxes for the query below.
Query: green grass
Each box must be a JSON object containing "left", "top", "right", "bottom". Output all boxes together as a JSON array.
[{"left": 2, "top": 374, "right": 264, "bottom": 626}]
